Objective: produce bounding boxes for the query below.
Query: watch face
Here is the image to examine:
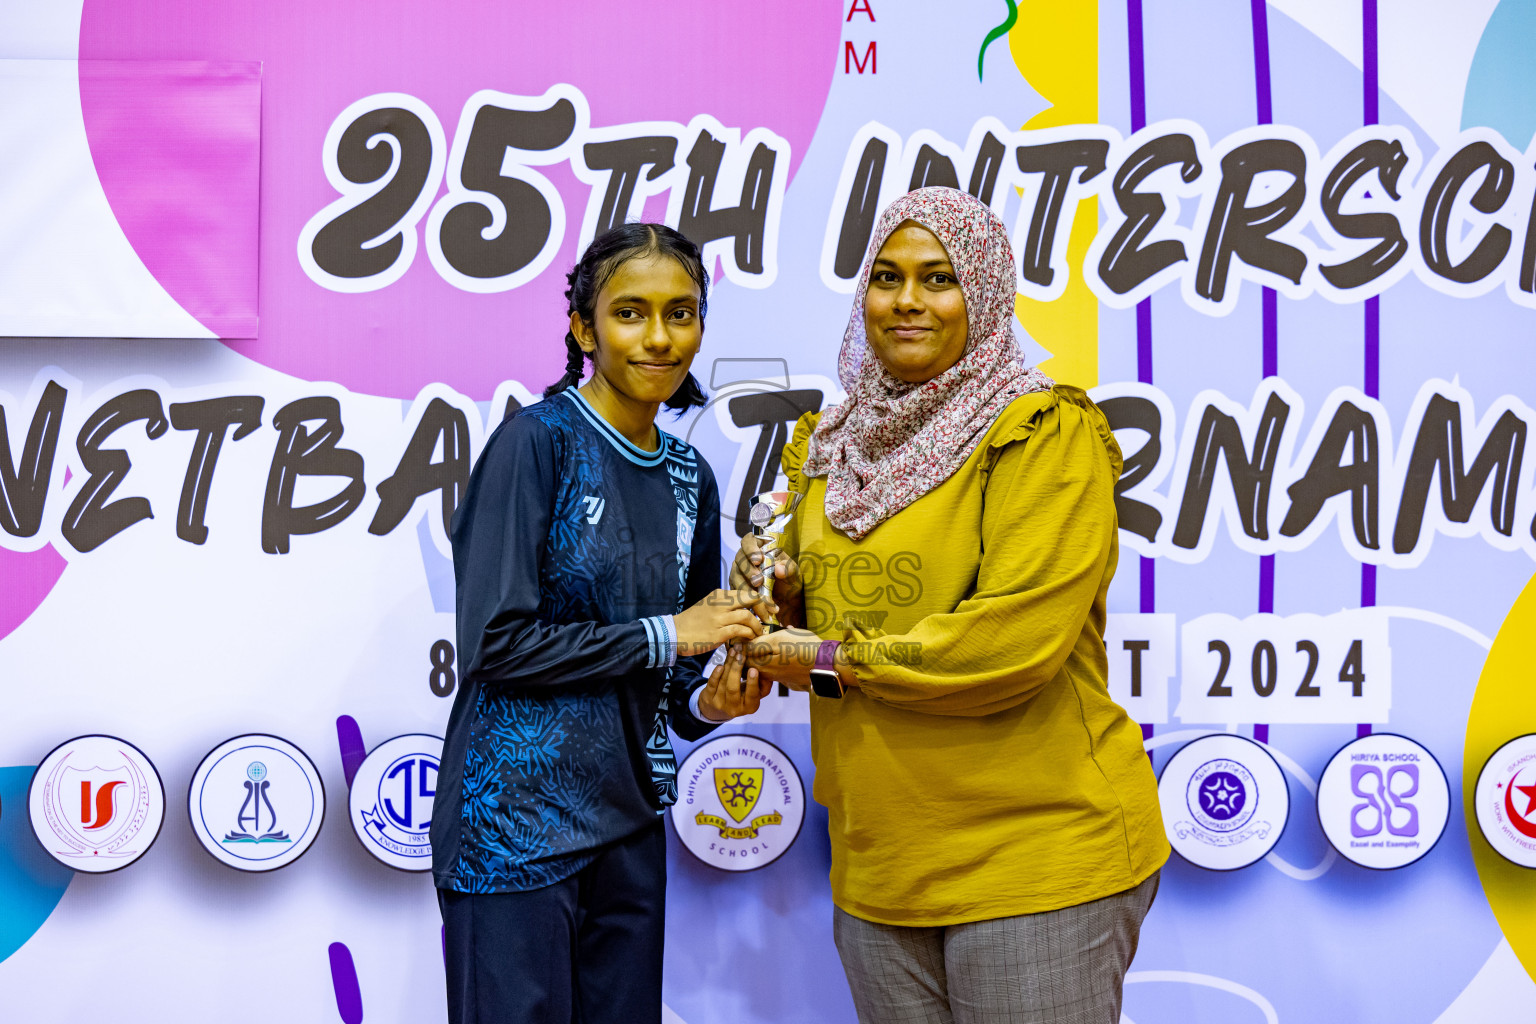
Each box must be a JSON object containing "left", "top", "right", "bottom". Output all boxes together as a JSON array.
[{"left": 810, "top": 669, "right": 842, "bottom": 698}]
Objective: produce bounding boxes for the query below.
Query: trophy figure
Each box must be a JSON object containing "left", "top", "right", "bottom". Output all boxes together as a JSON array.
[{"left": 748, "top": 490, "right": 804, "bottom": 632}]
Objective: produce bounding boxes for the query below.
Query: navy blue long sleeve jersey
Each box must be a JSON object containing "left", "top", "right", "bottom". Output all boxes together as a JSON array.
[{"left": 431, "top": 389, "right": 721, "bottom": 894}]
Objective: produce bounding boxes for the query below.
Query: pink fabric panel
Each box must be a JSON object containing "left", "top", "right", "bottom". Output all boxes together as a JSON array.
[
  {"left": 0, "top": 546, "right": 66, "bottom": 643},
  {"left": 78, "top": 60, "right": 260, "bottom": 338}
]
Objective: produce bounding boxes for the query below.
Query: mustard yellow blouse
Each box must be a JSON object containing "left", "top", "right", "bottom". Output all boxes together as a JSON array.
[{"left": 780, "top": 386, "right": 1168, "bottom": 926}]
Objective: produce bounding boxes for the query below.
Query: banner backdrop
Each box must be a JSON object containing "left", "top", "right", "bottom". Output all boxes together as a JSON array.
[{"left": 3, "top": 1, "right": 1536, "bottom": 1021}]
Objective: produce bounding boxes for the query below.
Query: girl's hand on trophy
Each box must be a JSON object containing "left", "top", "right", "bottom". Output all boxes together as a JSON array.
[
  {"left": 697, "top": 642, "right": 771, "bottom": 721},
  {"left": 674, "top": 589, "right": 770, "bottom": 657}
]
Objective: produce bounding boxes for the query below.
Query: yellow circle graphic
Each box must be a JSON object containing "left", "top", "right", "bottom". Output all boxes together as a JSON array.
[{"left": 1467, "top": 571, "right": 1536, "bottom": 979}]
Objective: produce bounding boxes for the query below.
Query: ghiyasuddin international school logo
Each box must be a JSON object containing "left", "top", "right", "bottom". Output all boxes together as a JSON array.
[
  {"left": 671, "top": 735, "right": 804, "bottom": 871},
  {"left": 28, "top": 735, "right": 165, "bottom": 873},
  {"left": 1159, "top": 733, "right": 1290, "bottom": 871},
  {"left": 708, "top": 766, "right": 779, "bottom": 838},
  {"left": 348, "top": 733, "right": 441, "bottom": 872},
  {"left": 1475, "top": 734, "right": 1536, "bottom": 868},
  {"left": 189, "top": 734, "right": 326, "bottom": 872}
]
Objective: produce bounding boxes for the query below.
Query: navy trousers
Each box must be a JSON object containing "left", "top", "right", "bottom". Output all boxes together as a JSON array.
[{"left": 439, "top": 822, "right": 667, "bottom": 1024}]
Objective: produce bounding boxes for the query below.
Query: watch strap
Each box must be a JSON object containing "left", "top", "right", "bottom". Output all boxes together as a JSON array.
[{"left": 810, "top": 640, "right": 844, "bottom": 699}]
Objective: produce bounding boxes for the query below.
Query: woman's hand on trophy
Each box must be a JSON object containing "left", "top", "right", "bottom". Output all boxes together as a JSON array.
[
  {"left": 743, "top": 628, "right": 860, "bottom": 693},
  {"left": 674, "top": 589, "right": 769, "bottom": 657},
  {"left": 732, "top": 533, "right": 804, "bottom": 627},
  {"left": 696, "top": 641, "right": 771, "bottom": 721},
  {"left": 742, "top": 627, "right": 817, "bottom": 691}
]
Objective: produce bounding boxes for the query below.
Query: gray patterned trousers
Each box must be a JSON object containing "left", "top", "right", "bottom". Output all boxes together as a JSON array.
[{"left": 832, "top": 872, "right": 1159, "bottom": 1024}]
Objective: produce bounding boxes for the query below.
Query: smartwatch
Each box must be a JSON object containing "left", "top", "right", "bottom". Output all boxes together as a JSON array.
[{"left": 810, "top": 639, "right": 845, "bottom": 699}]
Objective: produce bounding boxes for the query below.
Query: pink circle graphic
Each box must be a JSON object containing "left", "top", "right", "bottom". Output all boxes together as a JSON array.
[
  {"left": 80, "top": 1, "right": 841, "bottom": 399},
  {"left": 0, "top": 546, "right": 67, "bottom": 643}
]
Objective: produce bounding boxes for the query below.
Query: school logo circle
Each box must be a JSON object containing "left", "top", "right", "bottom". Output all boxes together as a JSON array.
[
  {"left": 1317, "top": 733, "right": 1449, "bottom": 870},
  {"left": 1474, "top": 733, "right": 1536, "bottom": 868},
  {"left": 348, "top": 733, "right": 441, "bottom": 872},
  {"left": 188, "top": 734, "right": 325, "bottom": 871},
  {"left": 1159, "top": 733, "right": 1289, "bottom": 870},
  {"left": 28, "top": 735, "right": 165, "bottom": 873},
  {"left": 1188, "top": 764, "right": 1254, "bottom": 833},
  {"left": 670, "top": 735, "right": 804, "bottom": 871}
]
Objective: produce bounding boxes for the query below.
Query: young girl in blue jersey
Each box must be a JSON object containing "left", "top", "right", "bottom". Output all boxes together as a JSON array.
[{"left": 432, "top": 223, "right": 770, "bottom": 1024}]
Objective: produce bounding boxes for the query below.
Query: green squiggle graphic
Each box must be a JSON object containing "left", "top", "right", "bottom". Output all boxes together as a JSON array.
[{"left": 978, "top": 0, "right": 1019, "bottom": 82}]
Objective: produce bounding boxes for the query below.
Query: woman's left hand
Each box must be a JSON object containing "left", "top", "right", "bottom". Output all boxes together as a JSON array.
[{"left": 744, "top": 628, "right": 857, "bottom": 692}]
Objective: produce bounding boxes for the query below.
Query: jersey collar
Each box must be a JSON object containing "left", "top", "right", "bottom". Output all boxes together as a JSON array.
[{"left": 562, "top": 389, "right": 668, "bottom": 467}]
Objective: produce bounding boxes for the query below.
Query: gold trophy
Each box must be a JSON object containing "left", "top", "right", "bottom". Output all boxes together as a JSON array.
[{"left": 748, "top": 490, "right": 804, "bottom": 632}]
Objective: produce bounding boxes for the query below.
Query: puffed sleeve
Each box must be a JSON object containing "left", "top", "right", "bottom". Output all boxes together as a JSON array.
[
  {"left": 773, "top": 410, "right": 821, "bottom": 561},
  {"left": 780, "top": 410, "right": 819, "bottom": 493},
  {"left": 844, "top": 387, "right": 1122, "bottom": 716},
  {"left": 451, "top": 413, "right": 654, "bottom": 691}
]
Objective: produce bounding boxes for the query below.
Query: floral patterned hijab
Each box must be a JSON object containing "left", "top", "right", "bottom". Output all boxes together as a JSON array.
[{"left": 802, "top": 187, "right": 1054, "bottom": 539}]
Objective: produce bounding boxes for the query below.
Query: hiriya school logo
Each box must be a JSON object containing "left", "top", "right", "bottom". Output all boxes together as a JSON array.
[
  {"left": 671, "top": 735, "right": 804, "bottom": 871},
  {"left": 28, "top": 735, "right": 165, "bottom": 873},
  {"left": 1316, "top": 733, "right": 1450, "bottom": 870},
  {"left": 348, "top": 733, "right": 441, "bottom": 872},
  {"left": 1159, "top": 733, "right": 1290, "bottom": 870},
  {"left": 188, "top": 734, "right": 325, "bottom": 871},
  {"left": 1474, "top": 733, "right": 1536, "bottom": 868}
]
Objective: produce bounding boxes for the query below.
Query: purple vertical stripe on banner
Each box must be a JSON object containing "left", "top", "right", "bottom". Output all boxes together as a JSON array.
[
  {"left": 1128, "top": 0, "right": 1155, "bottom": 742},
  {"left": 1250, "top": 0, "right": 1273, "bottom": 125},
  {"left": 1361, "top": 11, "right": 1380, "bottom": 614},
  {"left": 1128, "top": 0, "right": 1153, "bottom": 391},
  {"left": 328, "top": 942, "right": 365, "bottom": 1024},
  {"left": 1251, "top": 0, "right": 1276, "bottom": 749},
  {"left": 1358, "top": 0, "right": 1381, "bottom": 740},
  {"left": 1364, "top": 298, "right": 1379, "bottom": 398},
  {"left": 1262, "top": 288, "right": 1278, "bottom": 380},
  {"left": 1127, "top": 0, "right": 1147, "bottom": 132},
  {"left": 1259, "top": 294, "right": 1276, "bottom": 615},
  {"left": 1362, "top": 8, "right": 1381, "bottom": 408},
  {"left": 1363, "top": 0, "right": 1379, "bottom": 126},
  {"left": 337, "top": 715, "right": 367, "bottom": 789},
  {"left": 1136, "top": 300, "right": 1154, "bottom": 385}
]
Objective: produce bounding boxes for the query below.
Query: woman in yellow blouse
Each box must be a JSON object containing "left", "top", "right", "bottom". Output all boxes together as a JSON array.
[{"left": 735, "top": 187, "right": 1168, "bottom": 1024}]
